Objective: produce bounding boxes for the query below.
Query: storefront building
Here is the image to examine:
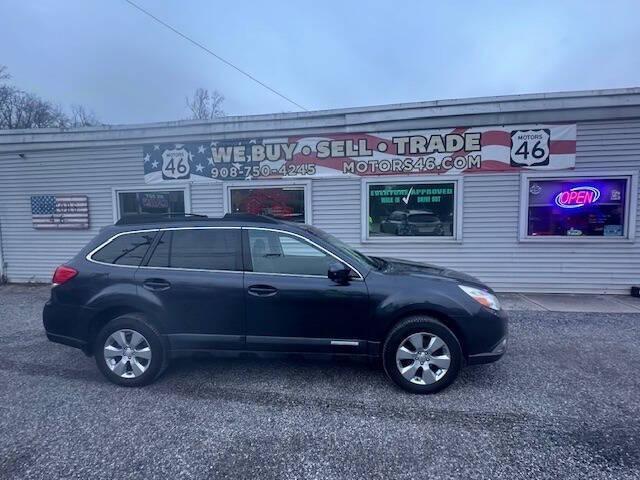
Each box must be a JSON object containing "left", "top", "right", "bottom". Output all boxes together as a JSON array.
[{"left": 0, "top": 88, "right": 639, "bottom": 293}]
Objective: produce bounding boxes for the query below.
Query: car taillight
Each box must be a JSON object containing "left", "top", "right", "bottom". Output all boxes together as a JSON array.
[{"left": 52, "top": 265, "right": 78, "bottom": 286}]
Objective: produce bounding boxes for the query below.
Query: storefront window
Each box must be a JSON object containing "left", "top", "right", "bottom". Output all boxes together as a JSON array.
[
  {"left": 368, "top": 182, "right": 456, "bottom": 238},
  {"left": 526, "top": 178, "right": 628, "bottom": 237},
  {"left": 229, "top": 187, "right": 306, "bottom": 222},
  {"left": 118, "top": 190, "right": 185, "bottom": 219}
]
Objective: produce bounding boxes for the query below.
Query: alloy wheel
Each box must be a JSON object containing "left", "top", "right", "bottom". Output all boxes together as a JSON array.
[
  {"left": 395, "top": 332, "right": 451, "bottom": 385},
  {"left": 103, "top": 329, "right": 152, "bottom": 379}
]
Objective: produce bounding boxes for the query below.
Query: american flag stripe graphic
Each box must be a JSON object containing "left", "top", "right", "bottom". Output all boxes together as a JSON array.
[
  {"left": 31, "top": 195, "right": 89, "bottom": 229},
  {"left": 287, "top": 129, "right": 576, "bottom": 176},
  {"left": 143, "top": 124, "right": 577, "bottom": 183}
]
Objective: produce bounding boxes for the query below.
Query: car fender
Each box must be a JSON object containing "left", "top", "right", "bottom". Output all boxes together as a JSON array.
[
  {"left": 84, "top": 284, "right": 168, "bottom": 333},
  {"left": 369, "top": 278, "right": 476, "bottom": 345}
]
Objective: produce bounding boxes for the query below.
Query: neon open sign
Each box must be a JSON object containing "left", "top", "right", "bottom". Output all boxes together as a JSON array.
[{"left": 554, "top": 186, "right": 600, "bottom": 209}]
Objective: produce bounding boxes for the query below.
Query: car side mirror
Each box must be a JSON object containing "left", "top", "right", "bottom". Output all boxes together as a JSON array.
[{"left": 328, "top": 263, "right": 351, "bottom": 285}]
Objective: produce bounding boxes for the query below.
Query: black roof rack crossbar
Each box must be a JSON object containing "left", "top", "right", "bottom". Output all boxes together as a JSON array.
[{"left": 115, "top": 213, "right": 208, "bottom": 225}]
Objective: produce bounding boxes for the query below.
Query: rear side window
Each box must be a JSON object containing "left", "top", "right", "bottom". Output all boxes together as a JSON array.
[
  {"left": 147, "top": 231, "right": 170, "bottom": 268},
  {"left": 147, "top": 229, "right": 241, "bottom": 271},
  {"left": 91, "top": 231, "right": 156, "bottom": 266}
]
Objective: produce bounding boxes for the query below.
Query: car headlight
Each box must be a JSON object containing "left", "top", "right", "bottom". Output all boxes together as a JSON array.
[{"left": 458, "top": 285, "right": 501, "bottom": 311}]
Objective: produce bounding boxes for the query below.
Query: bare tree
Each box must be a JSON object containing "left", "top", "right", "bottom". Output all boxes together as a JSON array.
[
  {"left": 0, "top": 86, "right": 67, "bottom": 129},
  {"left": 0, "top": 65, "right": 12, "bottom": 124},
  {"left": 70, "top": 104, "right": 101, "bottom": 127},
  {"left": 0, "top": 65, "right": 10, "bottom": 82},
  {"left": 0, "top": 65, "right": 101, "bottom": 129},
  {"left": 185, "top": 88, "right": 225, "bottom": 120}
]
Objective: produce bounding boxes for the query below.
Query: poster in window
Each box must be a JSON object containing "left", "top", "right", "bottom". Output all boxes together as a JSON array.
[
  {"left": 140, "top": 192, "right": 170, "bottom": 210},
  {"left": 369, "top": 183, "right": 455, "bottom": 237},
  {"left": 118, "top": 191, "right": 185, "bottom": 218},
  {"left": 230, "top": 188, "right": 305, "bottom": 222}
]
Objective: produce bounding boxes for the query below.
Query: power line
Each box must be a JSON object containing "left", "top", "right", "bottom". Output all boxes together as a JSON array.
[{"left": 122, "top": 0, "right": 308, "bottom": 112}]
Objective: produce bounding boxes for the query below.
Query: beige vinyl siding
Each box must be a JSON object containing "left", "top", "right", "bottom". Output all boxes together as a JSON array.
[
  {"left": 0, "top": 144, "right": 226, "bottom": 282},
  {"left": 0, "top": 146, "right": 142, "bottom": 282},
  {"left": 191, "top": 182, "right": 224, "bottom": 217}
]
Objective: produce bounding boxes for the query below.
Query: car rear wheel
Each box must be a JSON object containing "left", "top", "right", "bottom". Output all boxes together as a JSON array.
[
  {"left": 382, "top": 316, "right": 462, "bottom": 394},
  {"left": 94, "top": 313, "right": 167, "bottom": 387}
]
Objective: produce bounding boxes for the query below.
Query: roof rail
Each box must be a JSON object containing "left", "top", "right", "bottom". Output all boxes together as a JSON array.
[
  {"left": 222, "top": 213, "right": 282, "bottom": 224},
  {"left": 115, "top": 213, "right": 208, "bottom": 226}
]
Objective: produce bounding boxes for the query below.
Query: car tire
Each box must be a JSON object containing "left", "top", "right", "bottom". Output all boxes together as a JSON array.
[
  {"left": 94, "top": 313, "right": 168, "bottom": 387},
  {"left": 382, "top": 316, "right": 462, "bottom": 394}
]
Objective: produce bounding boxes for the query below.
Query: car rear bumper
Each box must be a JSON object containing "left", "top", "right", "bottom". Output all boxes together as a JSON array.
[
  {"left": 45, "top": 332, "right": 89, "bottom": 351},
  {"left": 43, "top": 300, "right": 94, "bottom": 354}
]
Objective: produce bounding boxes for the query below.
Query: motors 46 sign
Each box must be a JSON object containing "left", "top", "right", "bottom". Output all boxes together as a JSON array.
[
  {"left": 142, "top": 124, "right": 576, "bottom": 183},
  {"left": 510, "top": 129, "right": 551, "bottom": 166},
  {"left": 161, "top": 146, "right": 191, "bottom": 180}
]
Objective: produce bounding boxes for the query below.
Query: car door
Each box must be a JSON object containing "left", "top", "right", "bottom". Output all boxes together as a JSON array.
[
  {"left": 243, "top": 227, "right": 370, "bottom": 354},
  {"left": 135, "top": 227, "right": 245, "bottom": 351}
]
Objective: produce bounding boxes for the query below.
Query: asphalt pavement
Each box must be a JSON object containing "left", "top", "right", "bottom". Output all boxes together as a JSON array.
[{"left": 0, "top": 284, "right": 639, "bottom": 479}]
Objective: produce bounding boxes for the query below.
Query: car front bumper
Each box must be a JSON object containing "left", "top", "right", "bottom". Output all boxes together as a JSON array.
[
  {"left": 467, "top": 336, "right": 507, "bottom": 365},
  {"left": 462, "top": 305, "right": 508, "bottom": 365}
]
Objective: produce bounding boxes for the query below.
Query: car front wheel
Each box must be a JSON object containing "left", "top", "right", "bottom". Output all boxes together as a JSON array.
[
  {"left": 94, "top": 313, "right": 167, "bottom": 387},
  {"left": 382, "top": 316, "right": 462, "bottom": 394}
]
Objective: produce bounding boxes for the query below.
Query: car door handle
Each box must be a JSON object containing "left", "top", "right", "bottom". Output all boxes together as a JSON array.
[
  {"left": 247, "top": 284, "right": 278, "bottom": 297},
  {"left": 143, "top": 278, "right": 171, "bottom": 291}
]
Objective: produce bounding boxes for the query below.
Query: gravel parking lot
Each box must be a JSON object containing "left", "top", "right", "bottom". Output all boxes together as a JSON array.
[{"left": 0, "top": 284, "right": 639, "bottom": 480}]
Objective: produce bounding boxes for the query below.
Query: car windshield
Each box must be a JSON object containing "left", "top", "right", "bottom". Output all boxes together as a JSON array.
[{"left": 299, "top": 225, "right": 380, "bottom": 269}]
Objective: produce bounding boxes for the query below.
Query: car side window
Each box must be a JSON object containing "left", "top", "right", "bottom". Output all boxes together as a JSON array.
[
  {"left": 279, "top": 236, "right": 326, "bottom": 257},
  {"left": 146, "top": 229, "right": 241, "bottom": 271},
  {"left": 91, "top": 231, "right": 156, "bottom": 266},
  {"left": 146, "top": 231, "right": 170, "bottom": 267},
  {"left": 248, "top": 230, "right": 333, "bottom": 276}
]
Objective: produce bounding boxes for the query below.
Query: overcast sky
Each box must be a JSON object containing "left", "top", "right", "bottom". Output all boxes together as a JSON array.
[{"left": 1, "top": 0, "right": 639, "bottom": 124}]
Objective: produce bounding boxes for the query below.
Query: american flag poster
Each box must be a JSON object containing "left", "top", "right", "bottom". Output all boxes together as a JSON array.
[
  {"left": 142, "top": 124, "right": 576, "bottom": 183},
  {"left": 31, "top": 195, "right": 89, "bottom": 229}
]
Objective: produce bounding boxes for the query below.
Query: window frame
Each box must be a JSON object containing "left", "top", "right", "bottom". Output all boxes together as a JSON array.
[
  {"left": 112, "top": 185, "right": 191, "bottom": 222},
  {"left": 361, "top": 176, "right": 463, "bottom": 243},
  {"left": 223, "top": 180, "right": 312, "bottom": 224},
  {"left": 518, "top": 170, "right": 638, "bottom": 242}
]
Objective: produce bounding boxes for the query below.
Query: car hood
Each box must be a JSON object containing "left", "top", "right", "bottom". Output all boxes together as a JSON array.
[{"left": 379, "top": 257, "right": 490, "bottom": 290}]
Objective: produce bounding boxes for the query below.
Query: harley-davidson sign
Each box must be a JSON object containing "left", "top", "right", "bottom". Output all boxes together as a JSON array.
[{"left": 142, "top": 124, "right": 576, "bottom": 183}]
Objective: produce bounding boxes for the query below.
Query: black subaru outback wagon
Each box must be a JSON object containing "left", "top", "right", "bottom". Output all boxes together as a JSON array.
[{"left": 43, "top": 213, "right": 507, "bottom": 394}]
